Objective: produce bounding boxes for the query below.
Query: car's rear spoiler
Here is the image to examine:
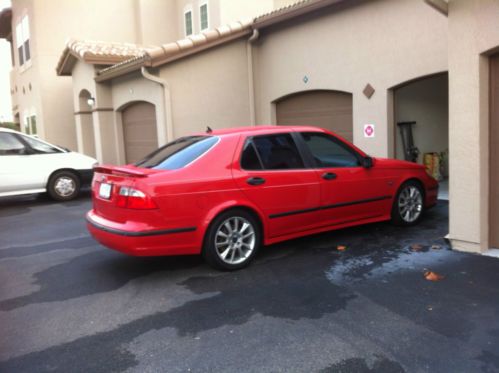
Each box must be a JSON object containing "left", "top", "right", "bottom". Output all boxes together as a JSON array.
[{"left": 93, "top": 165, "right": 151, "bottom": 178}]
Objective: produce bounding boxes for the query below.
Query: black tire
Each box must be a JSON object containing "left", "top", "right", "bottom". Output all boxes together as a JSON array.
[
  {"left": 47, "top": 171, "right": 81, "bottom": 201},
  {"left": 391, "top": 180, "right": 424, "bottom": 226},
  {"left": 202, "top": 209, "right": 261, "bottom": 270}
]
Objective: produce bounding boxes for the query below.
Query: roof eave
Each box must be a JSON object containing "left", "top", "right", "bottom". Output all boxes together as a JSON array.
[
  {"left": 95, "top": 56, "right": 148, "bottom": 83},
  {"left": 0, "top": 7, "right": 12, "bottom": 39},
  {"left": 253, "top": 0, "right": 346, "bottom": 29},
  {"left": 151, "top": 28, "right": 252, "bottom": 67}
]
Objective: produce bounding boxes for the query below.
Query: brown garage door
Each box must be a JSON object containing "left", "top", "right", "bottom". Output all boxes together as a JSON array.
[
  {"left": 122, "top": 102, "right": 158, "bottom": 164},
  {"left": 491, "top": 55, "right": 499, "bottom": 248},
  {"left": 276, "top": 90, "right": 353, "bottom": 141}
]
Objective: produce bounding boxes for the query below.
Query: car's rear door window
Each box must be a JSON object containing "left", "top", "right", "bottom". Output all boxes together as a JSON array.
[
  {"left": 300, "top": 132, "right": 360, "bottom": 168},
  {"left": 0, "top": 133, "right": 28, "bottom": 155},
  {"left": 243, "top": 134, "right": 305, "bottom": 170},
  {"left": 136, "top": 136, "right": 218, "bottom": 170}
]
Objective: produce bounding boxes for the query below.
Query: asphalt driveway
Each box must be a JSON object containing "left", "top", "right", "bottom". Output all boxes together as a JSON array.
[{"left": 0, "top": 194, "right": 498, "bottom": 373}]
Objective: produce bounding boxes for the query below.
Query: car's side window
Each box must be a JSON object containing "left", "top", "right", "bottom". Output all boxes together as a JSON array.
[
  {"left": 301, "top": 132, "right": 360, "bottom": 168},
  {"left": 241, "top": 140, "right": 263, "bottom": 170},
  {"left": 0, "top": 133, "right": 28, "bottom": 156},
  {"left": 247, "top": 134, "right": 305, "bottom": 170},
  {"left": 21, "top": 135, "right": 60, "bottom": 154}
]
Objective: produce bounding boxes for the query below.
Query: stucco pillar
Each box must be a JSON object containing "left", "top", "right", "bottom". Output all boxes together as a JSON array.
[
  {"left": 74, "top": 113, "right": 95, "bottom": 158},
  {"left": 92, "top": 109, "right": 119, "bottom": 164},
  {"left": 447, "top": 0, "right": 490, "bottom": 253}
]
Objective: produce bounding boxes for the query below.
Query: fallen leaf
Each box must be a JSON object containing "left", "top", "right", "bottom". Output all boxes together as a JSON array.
[
  {"left": 424, "top": 270, "right": 445, "bottom": 281},
  {"left": 431, "top": 245, "right": 442, "bottom": 250},
  {"left": 337, "top": 245, "right": 347, "bottom": 252},
  {"left": 411, "top": 244, "right": 423, "bottom": 251}
]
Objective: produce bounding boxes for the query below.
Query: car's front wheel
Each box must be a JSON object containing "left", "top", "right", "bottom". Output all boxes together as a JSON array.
[
  {"left": 203, "top": 209, "right": 261, "bottom": 270},
  {"left": 47, "top": 171, "right": 81, "bottom": 201},
  {"left": 391, "top": 180, "right": 424, "bottom": 226}
]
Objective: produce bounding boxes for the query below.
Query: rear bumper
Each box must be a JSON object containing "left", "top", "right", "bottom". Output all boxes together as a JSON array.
[
  {"left": 425, "top": 183, "right": 439, "bottom": 208},
  {"left": 86, "top": 210, "right": 200, "bottom": 256}
]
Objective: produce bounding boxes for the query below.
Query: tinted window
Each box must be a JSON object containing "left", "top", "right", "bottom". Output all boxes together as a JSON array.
[
  {"left": 252, "top": 134, "right": 304, "bottom": 170},
  {"left": 136, "top": 136, "right": 218, "bottom": 170},
  {"left": 0, "top": 133, "right": 27, "bottom": 155},
  {"left": 22, "top": 135, "right": 60, "bottom": 154},
  {"left": 241, "top": 140, "right": 263, "bottom": 170},
  {"left": 301, "top": 132, "right": 360, "bottom": 168}
]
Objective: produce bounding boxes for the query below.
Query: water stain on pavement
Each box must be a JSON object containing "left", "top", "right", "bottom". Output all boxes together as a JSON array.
[
  {"left": 320, "top": 355, "right": 405, "bottom": 373},
  {"left": 0, "top": 248, "right": 356, "bottom": 373},
  {"left": 0, "top": 251, "right": 203, "bottom": 311}
]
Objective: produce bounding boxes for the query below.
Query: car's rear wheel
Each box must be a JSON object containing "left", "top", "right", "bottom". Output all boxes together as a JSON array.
[
  {"left": 391, "top": 180, "right": 424, "bottom": 226},
  {"left": 47, "top": 171, "right": 80, "bottom": 201},
  {"left": 203, "top": 209, "right": 261, "bottom": 270}
]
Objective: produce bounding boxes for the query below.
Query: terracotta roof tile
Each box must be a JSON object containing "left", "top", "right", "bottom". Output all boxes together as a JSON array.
[{"left": 56, "top": 39, "right": 152, "bottom": 76}]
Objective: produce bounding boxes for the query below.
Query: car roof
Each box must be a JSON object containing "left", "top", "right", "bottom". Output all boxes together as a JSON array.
[
  {"left": 0, "top": 127, "right": 18, "bottom": 133},
  {"left": 195, "top": 125, "right": 327, "bottom": 137}
]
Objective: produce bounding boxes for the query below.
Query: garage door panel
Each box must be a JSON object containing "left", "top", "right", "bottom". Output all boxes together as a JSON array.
[
  {"left": 122, "top": 102, "right": 158, "bottom": 164},
  {"left": 276, "top": 90, "right": 353, "bottom": 141}
]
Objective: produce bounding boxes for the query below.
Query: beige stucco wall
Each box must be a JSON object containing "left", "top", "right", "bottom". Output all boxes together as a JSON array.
[
  {"left": 219, "top": 0, "right": 273, "bottom": 25},
  {"left": 136, "top": 0, "right": 178, "bottom": 45},
  {"left": 158, "top": 40, "right": 251, "bottom": 138},
  {"left": 447, "top": 0, "right": 499, "bottom": 253},
  {"left": 254, "top": 0, "right": 448, "bottom": 158}
]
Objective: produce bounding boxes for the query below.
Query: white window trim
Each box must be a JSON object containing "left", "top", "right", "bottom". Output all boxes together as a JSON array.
[
  {"left": 199, "top": 1, "right": 209, "bottom": 31},
  {"left": 183, "top": 5, "right": 194, "bottom": 37},
  {"left": 15, "top": 13, "right": 31, "bottom": 71}
]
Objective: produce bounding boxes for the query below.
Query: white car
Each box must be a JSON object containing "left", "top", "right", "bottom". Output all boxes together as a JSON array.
[{"left": 0, "top": 127, "right": 97, "bottom": 201}]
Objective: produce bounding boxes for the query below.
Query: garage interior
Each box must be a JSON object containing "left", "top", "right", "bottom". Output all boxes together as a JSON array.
[
  {"left": 275, "top": 90, "right": 353, "bottom": 142},
  {"left": 393, "top": 73, "right": 449, "bottom": 200}
]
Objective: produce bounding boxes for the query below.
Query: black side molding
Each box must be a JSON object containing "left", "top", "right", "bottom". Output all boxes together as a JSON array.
[
  {"left": 269, "top": 195, "right": 392, "bottom": 219},
  {"left": 86, "top": 216, "right": 196, "bottom": 237}
]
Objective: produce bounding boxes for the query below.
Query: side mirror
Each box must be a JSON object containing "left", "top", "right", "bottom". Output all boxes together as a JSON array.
[{"left": 362, "top": 156, "right": 374, "bottom": 169}]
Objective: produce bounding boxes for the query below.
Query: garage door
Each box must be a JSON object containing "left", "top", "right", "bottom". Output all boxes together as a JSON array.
[
  {"left": 122, "top": 102, "right": 158, "bottom": 164},
  {"left": 276, "top": 90, "right": 353, "bottom": 141},
  {"left": 491, "top": 55, "right": 499, "bottom": 248}
]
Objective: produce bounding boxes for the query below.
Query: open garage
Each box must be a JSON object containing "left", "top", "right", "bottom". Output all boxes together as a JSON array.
[{"left": 393, "top": 73, "right": 449, "bottom": 200}]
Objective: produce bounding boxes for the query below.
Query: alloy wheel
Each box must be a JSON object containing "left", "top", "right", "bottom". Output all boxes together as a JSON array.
[
  {"left": 214, "top": 216, "right": 256, "bottom": 265},
  {"left": 398, "top": 185, "right": 423, "bottom": 223}
]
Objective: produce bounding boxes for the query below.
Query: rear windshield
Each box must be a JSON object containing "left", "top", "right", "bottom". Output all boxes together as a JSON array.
[{"left": 135, "top": 136, "right": 219, "bottom": 170}]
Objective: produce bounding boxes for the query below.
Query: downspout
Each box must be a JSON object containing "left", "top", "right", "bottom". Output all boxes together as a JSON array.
[
  {"left": 141, "top": 66, "right": 174, "bottom": 143},
  {"left": 247, "top": 29, "right": 259, "bottom": 126}
]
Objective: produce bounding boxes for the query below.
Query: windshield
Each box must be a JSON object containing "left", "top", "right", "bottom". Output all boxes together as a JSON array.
[
  {"left": 135, "top": 136, "right": 219, "bottom": 170},
  {"left": 22, "top": 135, "right": 62, "bottom": 154}
]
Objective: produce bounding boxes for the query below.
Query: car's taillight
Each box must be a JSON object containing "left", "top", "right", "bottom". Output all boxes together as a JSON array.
[{"left": 115, "top": 186, "right": 158, "bottom": 209}]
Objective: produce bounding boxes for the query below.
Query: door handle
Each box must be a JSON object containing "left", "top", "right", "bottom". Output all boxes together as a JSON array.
[
  {"left": 322, "top": 172, "right": 337, "bottom": 180},
  {"left": 247, "top": 177, "right": 266, "bottom": 186}
]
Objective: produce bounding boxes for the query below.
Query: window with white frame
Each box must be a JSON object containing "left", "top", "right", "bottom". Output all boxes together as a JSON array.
[
  {"left": 184, "top": 8, "right": 193, "bottom": 36},
  {"left": 200, "top": 3, "right": 209, "bottom": 30},
  {"left": 15, "top": 15, "right": 30, "bottom": 66}
]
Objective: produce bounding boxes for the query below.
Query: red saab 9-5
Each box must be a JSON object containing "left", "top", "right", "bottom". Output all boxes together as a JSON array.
[{"left": 87, "top": 126, "right": 438, "bottom": 270}]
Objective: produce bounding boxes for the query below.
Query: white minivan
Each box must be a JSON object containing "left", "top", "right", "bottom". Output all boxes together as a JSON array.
[{"left": 0, "top": 127, "right": 97, "bottom": 201}]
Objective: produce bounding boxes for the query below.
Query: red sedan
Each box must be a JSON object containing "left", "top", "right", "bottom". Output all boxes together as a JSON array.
[{"left": 87, "top": 126, "right": 438, "bottom": 270}]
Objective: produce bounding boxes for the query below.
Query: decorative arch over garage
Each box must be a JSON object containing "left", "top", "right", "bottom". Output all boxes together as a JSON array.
[
  {"left": 118, "top": 101, "right": 158, "bottom": 164},
  {"left": 274, "top": 90, "right": 353, "bottom": 142}
]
